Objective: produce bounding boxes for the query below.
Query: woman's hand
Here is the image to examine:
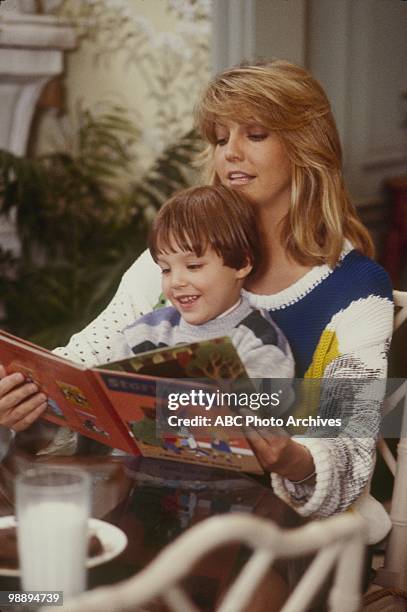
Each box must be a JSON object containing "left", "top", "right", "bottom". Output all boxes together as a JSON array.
[
  {"left": 0, "top": 366, "right": 48, "bottom": 431},
  {"left": 246, "top": 428, "right": 315, "bottom": 483}
]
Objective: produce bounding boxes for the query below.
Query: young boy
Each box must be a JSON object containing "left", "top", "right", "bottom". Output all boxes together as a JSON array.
[
  {"left": 123, "top": 185, "right": 293, "bottom": 380},
  {"left": 36, "top": 185, "right": 293, "bottom": 457}
]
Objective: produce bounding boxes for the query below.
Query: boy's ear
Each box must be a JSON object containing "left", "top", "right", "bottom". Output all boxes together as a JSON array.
[{"left": 235, "top": 259, "right": 253, "bottom": 280}]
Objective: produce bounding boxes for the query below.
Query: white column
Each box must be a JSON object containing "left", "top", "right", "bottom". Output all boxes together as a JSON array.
[
  {"left": 0, "top": 14, "right": 76, "bottom": 155},
  {"left": 211, "top": 0, "right": 256, "bottom": 74},
  {"left": 0, "top": 12, "right": 76, "bottom": 250},
  {"left": 211, "top": 0, "right": 306, "bottom": 75}
]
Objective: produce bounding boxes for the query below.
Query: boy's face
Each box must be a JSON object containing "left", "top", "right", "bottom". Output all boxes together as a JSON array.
[{"left": 156, "top": 246, "right": 252, "bottom": 325}]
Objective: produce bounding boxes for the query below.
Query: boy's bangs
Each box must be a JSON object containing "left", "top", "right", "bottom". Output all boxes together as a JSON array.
[{"left": 154, "top": 224, "right": 207, "bottom": 259}]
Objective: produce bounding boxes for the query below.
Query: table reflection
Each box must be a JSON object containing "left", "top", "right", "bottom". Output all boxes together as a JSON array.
[{"left": 0, "top": 434, "right": 306, "bottom": 610}]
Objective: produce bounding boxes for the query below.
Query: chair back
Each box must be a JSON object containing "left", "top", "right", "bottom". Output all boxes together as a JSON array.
[
  {"left": 42, "top": 513, "right": 366, "bottom": 612},
  {"left": 378, "top": 290, "right": 407, "bottom": 472},
  {"left": 375, "top": 290, "right": 407, "bottom": 591}
]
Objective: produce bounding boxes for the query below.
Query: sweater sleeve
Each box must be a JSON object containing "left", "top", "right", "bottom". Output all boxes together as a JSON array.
[
  {"left": 53, "top": 250, "right": 162, "bottom": 367},
  {"left": 230, "top": 311, "right": 295, "bottom": 380},
  {"left": 271, "top": 289, "right": 394, "bottom": 518},
  {"left": 230, "top": 311, "right": 295, "bottom": 416}
]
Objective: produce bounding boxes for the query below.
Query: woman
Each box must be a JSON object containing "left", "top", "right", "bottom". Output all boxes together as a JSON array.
[{"left": 0, "top": 60, "right": 393, "bottom": 533}]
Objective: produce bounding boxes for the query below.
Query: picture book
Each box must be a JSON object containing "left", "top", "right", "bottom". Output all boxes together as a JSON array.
[{"left": 0, "top": 330, "right": 263, "bottom": 473}]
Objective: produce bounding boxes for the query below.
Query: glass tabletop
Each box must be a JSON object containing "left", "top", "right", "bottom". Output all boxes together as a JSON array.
[{"left": 0, "top": 432, "right": 306, "bottom": 610}]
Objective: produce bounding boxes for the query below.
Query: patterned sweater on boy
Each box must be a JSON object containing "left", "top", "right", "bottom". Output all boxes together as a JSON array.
[{"left": 122, "top": 298, "right": 294, "bottom": 381}]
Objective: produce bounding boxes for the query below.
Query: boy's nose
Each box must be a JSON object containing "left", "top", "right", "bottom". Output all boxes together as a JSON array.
[{"left": 170, "top": 271, "right": 187, "bottom": 288}]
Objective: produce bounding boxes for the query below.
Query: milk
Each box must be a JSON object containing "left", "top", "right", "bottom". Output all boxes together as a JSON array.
[{"left": 17, "top": 500, "right": 88, "bottom": 597}]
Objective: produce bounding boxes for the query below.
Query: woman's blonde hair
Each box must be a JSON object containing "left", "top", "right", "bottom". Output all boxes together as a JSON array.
[{"left": 195, "top": 60, "right": 374, "bottom": 267}]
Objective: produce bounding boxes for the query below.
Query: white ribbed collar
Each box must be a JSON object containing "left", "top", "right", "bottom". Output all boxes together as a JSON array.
[
  {"left": 242, "top": 242, "right": 353, "bottom": 311},
  {"left": 216, "top": 298, "right": 241, "bottom": 319}
]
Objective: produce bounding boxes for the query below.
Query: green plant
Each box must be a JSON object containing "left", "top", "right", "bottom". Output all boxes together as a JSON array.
[{"left": 0, "top": 107, "right": 202, "bottom": 349}]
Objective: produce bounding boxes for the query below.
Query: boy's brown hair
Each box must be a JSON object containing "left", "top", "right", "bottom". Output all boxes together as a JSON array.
[{"left": 149, "top": 185, "right": 261, "bottom": 271}]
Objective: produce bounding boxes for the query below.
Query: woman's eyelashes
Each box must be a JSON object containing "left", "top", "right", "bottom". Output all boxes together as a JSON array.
[
  {"left": 215, "top": 136, "right": 227, "bottom": 146},
  {"left": 214, "top": 131, "right": 268, "bottom": 146},
  {"left": 249, "top": 132, "right": 268, "bottom": 141}
]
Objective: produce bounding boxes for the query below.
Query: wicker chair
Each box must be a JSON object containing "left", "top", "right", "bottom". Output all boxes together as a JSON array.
[{"left": 42, "top": 512, "right": 366, "bottom": 612}]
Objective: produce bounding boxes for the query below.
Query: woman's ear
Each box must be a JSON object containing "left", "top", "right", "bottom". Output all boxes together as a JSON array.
[{"left": 235, "top": 259, "right": 253, "bottom": 280}]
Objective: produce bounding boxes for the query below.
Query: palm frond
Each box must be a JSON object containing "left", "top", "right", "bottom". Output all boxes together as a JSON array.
[{"left": 0, "top": 111, "right": 202, "bottom": 347}]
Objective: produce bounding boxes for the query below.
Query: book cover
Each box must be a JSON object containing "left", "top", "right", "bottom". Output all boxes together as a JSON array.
[
  {"left": 0, "top": 331, "right": 136, "bottom": 454},
  {"left": 0, "top": 331, "right": 262, "bottom": 473},
  {"left": 107, "top": 335, "right": 248, "bottom": 381}
]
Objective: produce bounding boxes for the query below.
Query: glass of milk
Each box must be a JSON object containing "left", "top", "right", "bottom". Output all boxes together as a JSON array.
[{"left": 16, "top": 466, "right": 91, "bottom": 599}]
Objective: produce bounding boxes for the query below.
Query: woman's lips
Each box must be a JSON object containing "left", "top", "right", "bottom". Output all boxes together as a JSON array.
[{"left": 227, "top": 171, "right": 255, "bottom": 185}]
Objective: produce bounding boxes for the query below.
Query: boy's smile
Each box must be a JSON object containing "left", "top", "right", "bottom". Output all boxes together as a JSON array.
[
  {"left": 175, "top": 295, "right": 200, "bottom": 306},
  {"left": 157, "top": 246, "right": 251, "bottom": 325}
]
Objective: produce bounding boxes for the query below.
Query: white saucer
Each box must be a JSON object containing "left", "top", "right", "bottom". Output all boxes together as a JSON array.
[{"left": 0, "top": 515, "right": 128, "bottom": 576}]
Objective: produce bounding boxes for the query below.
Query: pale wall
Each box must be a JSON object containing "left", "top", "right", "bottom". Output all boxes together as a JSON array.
[{"left": 37, "top": 0, "right": 211, "bottom": 177}]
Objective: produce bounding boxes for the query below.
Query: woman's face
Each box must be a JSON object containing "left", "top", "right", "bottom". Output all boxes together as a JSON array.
[{"left": 213, "top": 120, "right": 292, "bottom": 213}]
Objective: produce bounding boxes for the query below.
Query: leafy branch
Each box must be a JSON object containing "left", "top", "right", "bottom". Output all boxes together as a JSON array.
[{"left": 0, "top": 107, "right": 202, "bottom": 348}]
